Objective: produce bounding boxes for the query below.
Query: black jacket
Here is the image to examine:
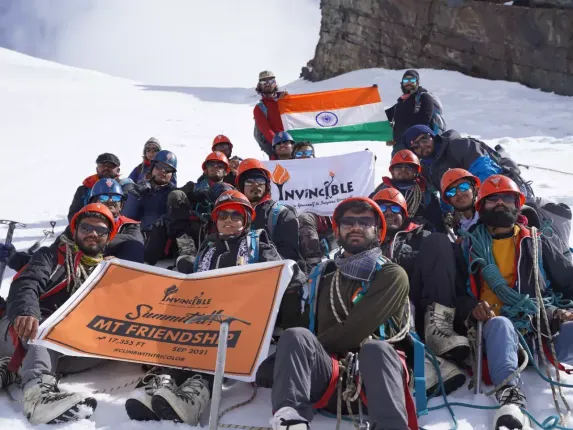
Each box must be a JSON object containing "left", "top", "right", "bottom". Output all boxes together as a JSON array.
[
  {"left": 386, "top": 87, "right": 433, "bottom": 148},
  {"left": 67, "top": 184, "right": 91, "bottom": 222},
  {"left": 381, "top": 222, "right": 433, "bottom": 278},
  {"left": 196, "top": 229, "right": 305, "bottom": 329}
]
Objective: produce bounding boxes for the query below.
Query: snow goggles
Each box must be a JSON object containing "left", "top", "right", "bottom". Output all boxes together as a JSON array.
[
  {"left": 378, "top": 203, "right": 402, "bottom": 214},
  {"left": 294, "top": 150, "right": 314, "bottom": 158},
  {"left": 484, "top": 193, "right": 517, "bottom": 205},
  {"left": 217, "top": 210, "right": 244, "bottom": 222},
  {"left": 402, "top": 77, "right": 417, "bottom": 84},
  {"left": 445, "top": 181, "right": 472, "bottom": 199},
  {"left": 96, "top": 194, "right": 123, "bottom": 203},
  {"left": 339, "top": 216, "right": 377, "bottom": 229},
  {"left": 78, "top": 223, "right": 110, "bottom": 237}
]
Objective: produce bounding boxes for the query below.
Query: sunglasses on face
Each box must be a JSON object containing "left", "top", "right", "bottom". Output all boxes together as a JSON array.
[
  {"left": 97, "top": 162, "right": 118, "bottom": 169},
  {"left": 217, "top": 210, "right": 244, "bottom": 222},
  {"left": 391, "top": 163, "right": 415, "bottom": 171},
  {"left": 484, "top": 193, "right": 517, "bottom": 205},
  {"left": 259, "top": 78, "right": 276, "bottom": 84},
  {"left": 410, "top": 135, "right": 432, "bottom": 149},
  {"left": 402, "top": 78, "right": 417, "bottom": 84},
  {"left": 294, "top": 150, "right": 314, "bottom": 158},
  {"left": 213, "top": 143, "right": 230, "bottom": 151},
  {"left": 244, "top": 178, "right": 267, "bottom": 187},
  {"left": 145, "top": 146, "right": 160, "bottom": 153},
  {"left": 378, "top": 203, "right": 402, "bottom": 214},
  {"left": 153, "top": 163, "right": 175, "bottom": 174},
  {"left": 445, "top": 181, "right": 472, "bottom": 199},
  {"left": 206, "top": 161, "right": 227, "bottom": 170},
  {"left": 96, "top": 194, "right": 122, "bottom": 204},
  {"left": 339, "top": 216, "right": 376, "bottom": 229},
  {"left": 78, "top": 223, "right": 110, "bottom": 237}
]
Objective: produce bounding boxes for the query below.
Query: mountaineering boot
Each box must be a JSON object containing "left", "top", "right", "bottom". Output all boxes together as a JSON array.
[
  {"left": 425, "top": 355, "right": 466, "bottom": 396},
  {"left": 151, "top": 374, "right": 210, "bottom": 424},
  {"left": 125, "top": 373, "right": 175, "bottom": 421},
  {"left": 23, "top": 374, "right": 97, "bottom": 425},
  {"left": 270, "top": 407, "right": 310, "bottom": 429},
  {"left": 424, "top": 302, "right": 470, "bottom": 363},
  {"left": 0, "top": 357, "right": 18, "bottom": 389},
  {"left": 494, "top": 385, "right": 530, "bottom": 429},
  {"left": 175, "top": 233, "right": 197, "bottom": 274}
]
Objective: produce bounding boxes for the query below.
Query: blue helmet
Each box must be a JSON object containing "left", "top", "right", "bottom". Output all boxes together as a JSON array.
[
  {"left": 272, "top": 131, "right": 294, "bottom": 147},
  {"left": 89, "top": 178, "right": 124, "bottom": 201},
  {"left": 152, "top": 150, "right": 178, "bottom": 171}
]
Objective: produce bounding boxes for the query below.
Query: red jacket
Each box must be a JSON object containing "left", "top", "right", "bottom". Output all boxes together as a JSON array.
[{"left": 254, "top": 97, "right": 284, "bottom": 147}]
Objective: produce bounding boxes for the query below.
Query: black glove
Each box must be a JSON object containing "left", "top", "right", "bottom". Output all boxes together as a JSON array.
[
  {"left": 255, "top": 352, "right": 276, "bottom": 388},
  {"left": 131, "top": 180, "right": 152, "bottom": 198},
  {"left": 0, "top": 243, "right": 15, "bottom": 264}
]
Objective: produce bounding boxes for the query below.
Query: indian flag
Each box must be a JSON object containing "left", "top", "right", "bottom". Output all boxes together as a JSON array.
[{"left": 278, "top": 86, "right": 393, "bottom": 144}]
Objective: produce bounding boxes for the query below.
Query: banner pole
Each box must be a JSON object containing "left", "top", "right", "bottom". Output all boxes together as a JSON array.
[{"left": 210, "top": 320, "right": 229, "bottom": 430}]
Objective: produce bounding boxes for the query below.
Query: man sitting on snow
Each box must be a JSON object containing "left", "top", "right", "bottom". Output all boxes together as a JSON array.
[
  {"left": 0, "top": 204, "right": 118, "bottom": 425},
  {"left": 370, "top": 149, "right": 445, "bottom": 233},
  {"left": 267, "top": 197, "right": 417, "bottom": 430},
  {"left": 456, "top": 175, "right": 573, "bottom": 429}
]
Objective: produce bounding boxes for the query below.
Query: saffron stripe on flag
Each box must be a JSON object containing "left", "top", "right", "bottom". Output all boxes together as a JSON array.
[
  {"left": 281, "top": 103, "right": 385, "bottom": 131},
  {"left": 278, "top": 87, "right": 381, "bottom": 114},
  {"left": 288, "top": 121, "right": 393, "bottom": 143}
]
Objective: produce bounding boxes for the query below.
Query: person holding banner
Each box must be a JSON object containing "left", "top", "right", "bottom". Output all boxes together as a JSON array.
[
  {"left": 268, "top": 197, "right": 418, "bottom": 430},
  {"left": 0, "top": 203, "right": 118, "bottom": 425}
]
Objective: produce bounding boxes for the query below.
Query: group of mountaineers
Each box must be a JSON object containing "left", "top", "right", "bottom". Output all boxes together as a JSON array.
[{"left": 0, "top": 68, "right": 572, "bottom": 430}]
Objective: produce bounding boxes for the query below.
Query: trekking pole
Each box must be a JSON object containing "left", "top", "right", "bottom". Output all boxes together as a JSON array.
[
  {"left": 186, "top": 314, "right": 252, "bottom": 430},
  {"left": 0, "top": 220, "right": 26, "bottom": 288},
  {"left": 474, "top": 320, "right": 484, "bottom": 395}
]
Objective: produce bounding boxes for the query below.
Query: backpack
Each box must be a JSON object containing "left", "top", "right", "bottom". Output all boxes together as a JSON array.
[
  {"left": 267, "top": 201, "right": 298, "bottom": 239},
  {"left": 193, "top": 229, "right": 263, "bottom": 272},
  {"left": 414, "top": 92, "right": 446, "bottom": 135},
  {"left": 253, "top": 101, "right": 269, "bottom": 148},
  {"left": 303, "top": 257, "right": 429, "bottom": 415}
]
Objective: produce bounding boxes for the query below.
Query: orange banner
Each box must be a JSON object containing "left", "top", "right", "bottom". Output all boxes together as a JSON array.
[{"left": 36, "top": 259, "right": 293, "bottom": 381}]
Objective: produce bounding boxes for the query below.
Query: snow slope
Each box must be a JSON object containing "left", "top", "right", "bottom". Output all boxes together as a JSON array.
[{"left": 1, "top": 25, "right": 573, "bottom": 430}]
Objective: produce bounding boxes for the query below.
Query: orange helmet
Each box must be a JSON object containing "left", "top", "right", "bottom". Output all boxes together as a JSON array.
[
  {"left": 202, "top": 151, "right": 230, "bottom": 173},
  {"left": 235, "top": 158, "right": 271, "bottom": 187},
  {"left": 475, "top": 175, "right": 525, "bottom": 211},
  {"left": 212, "top": 134, "right": 233, "bottom": 151},
  {"left": 440, "top": 168, "right": 480, "bottom": 202},
  {"left": 332, "top": 197, "right": 387, "bottom": 243},
  {"left": 371, "top": 188, "right": 409, "bottom": 218},
  {"left": 70, "top": 203, "right": 118, "bottom": 241},
  {"left": 212, "top": 190, "right": 256, "bottom": 223},
  {"left": 390, "top": 150, "right": 421, "bottom": 174}
]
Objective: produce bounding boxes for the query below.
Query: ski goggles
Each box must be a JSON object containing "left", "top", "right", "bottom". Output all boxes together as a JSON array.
[
  {"left": 378, "top": 203, "right": 403, "bottom": 214},
  {"left": 339, "top": 216, "right": 377, "bottom": 229},
  {"left": 217, "top": 210, "right": 244, "bottom": 222},
  {"left": 244, "top": 178, "right": 267, "bottom": 187},
  {"left": 445, "top": 181, "right": 472, "bottom": 199},
  {"left": 484, "top": 193, "right": 517, "bottom": 205},
  {"left": 294, "top": 150, "right": 314, "bottom": 158},
  {"left": 96, "top": 194, "right": 123, "bottom": 204},
  {"left": 402, "top": 77, "right": 417, "bottom": 84},
  {"left": 206, "top": 161, "right": 227, "bottom": 170},
  {"left": 78, "top": 223, "right": 110, "bottom": 237}
]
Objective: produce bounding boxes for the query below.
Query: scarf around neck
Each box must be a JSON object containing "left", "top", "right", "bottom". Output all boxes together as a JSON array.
[{"left": 333, "top": 247, "right": 383, "bottom": 281}]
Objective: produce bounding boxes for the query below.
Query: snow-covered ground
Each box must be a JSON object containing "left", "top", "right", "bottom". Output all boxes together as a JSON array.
[{"left": 1, "top": 3, "right": 573, "bottom": 428}]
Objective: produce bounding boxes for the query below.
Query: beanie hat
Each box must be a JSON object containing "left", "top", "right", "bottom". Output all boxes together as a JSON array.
[
  {"left": 144, "top": 137, "right": 161, "bottom": 152},
  {"left": 401, "top": 125, "right": 435, "bottom": 149},
  {"left": 96, "top": 153, "right": 120, "bottom": 167},
  {"left": 402, "top": 69, "right": 420, "bottom": 82}
]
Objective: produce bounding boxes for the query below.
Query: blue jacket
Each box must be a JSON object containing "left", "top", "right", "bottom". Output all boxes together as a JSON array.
[{"left": 121, "top": 183, "right": 175, "bottom": 232}]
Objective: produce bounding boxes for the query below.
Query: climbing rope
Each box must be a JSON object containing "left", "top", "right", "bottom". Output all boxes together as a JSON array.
[{"left": 405, "top": 184, "right": 423, "bottom": 217}]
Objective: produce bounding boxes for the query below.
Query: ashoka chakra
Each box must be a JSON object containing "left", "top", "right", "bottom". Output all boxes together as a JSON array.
[{"left": 315, "top": 111, "right": 339, "bottom": 127}]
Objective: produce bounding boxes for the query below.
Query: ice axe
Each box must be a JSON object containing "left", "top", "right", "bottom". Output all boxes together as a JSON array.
[
  {"left": 27, "top": 221, "right": 57, "bottom": 254},
  {"left": 0, "top": 220, "right": 26, "bottom": 288},
  {"left": 185, "top": 314, "right": 251, "bottom": 430},
  {"left": 474, "top": 320, "right": 484, "bottom": 395}
]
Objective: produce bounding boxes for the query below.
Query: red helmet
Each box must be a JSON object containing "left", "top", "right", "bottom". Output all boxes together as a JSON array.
[
  {"left": 202, "top": 151, "right": 230, "bottom": 173},
  {"left": 235, "top": 158, "right": 271, "bottom": 187},
  {"left": 70, "top": 203, "right": 118, "bottom": 241},
  {"left": 440, "top": 168, "right": 480, "bottom": 202},
  {"left": 212, "top": 190, "right": 256, "bottom": 223},
  {"left": 331, "top": 197, "right": 387, "bottom": 243},
  {"left": 371, "top": 188, "right": 409, "bottom": 218},
  {"left": 389, "top": 150, "right": 421, "bottom": 174},
  {"left": 212, "top": 134, "right": 233, "bottom": 151},
  {"left": 475, "top": 175, "right": 525, "bottom": 211}
]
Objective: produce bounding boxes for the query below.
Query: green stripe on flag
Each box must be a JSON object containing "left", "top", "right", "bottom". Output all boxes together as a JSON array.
[{"left": 287, "top": 121, "right": 393, "bottom": 144}]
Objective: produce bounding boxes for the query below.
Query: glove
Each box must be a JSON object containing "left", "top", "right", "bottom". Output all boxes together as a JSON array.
[
  {"left": 255, "top": 352, "right": 276, "bottom": 388},
  {"left": 131, "top": 180, "right": 152, "bottom": 198},
  {"left": 0, "top": 243, "right": 15, "bottom": 263}
]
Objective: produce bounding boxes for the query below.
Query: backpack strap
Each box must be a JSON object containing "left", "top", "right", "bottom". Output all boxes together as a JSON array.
[
  {"left": 306, "top": 260, "right": 335, "bottom": 334},
  {"left": 267, "top": 202, "right": 285, "bottom": 239},
  {"left": 257, "top": 101, "right": 268, "bottom": 117},
  {"left": 247, "top": 230, "right": 262, "bottom": 264},
  {"left": 414, "top": 92, "right": 422, "bottom": 114}
]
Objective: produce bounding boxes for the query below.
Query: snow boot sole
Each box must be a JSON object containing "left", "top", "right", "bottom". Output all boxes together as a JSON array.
[
  {"left": 44, "top": 397, "right": 97, "bottom": 424},
  {"left": 125, "top": 398, "right": 159, "bottom": 421},
  {"left": 151, "top": 395, "right": 184, "bottom": 423}
]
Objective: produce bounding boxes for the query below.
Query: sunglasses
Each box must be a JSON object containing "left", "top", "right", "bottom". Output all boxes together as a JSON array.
[
  {"left": 391, "top": 163, "right": 415, "bottom": 171},
  {"left": 402, "top": 78, "right": 417, "bottom": 84},
  {"left": 96, "top": 194, "right": 122, "bottom": 204},
  {"left": 410, "top": 134, "right": 432, "bottom": 149},
  {"left": 217, "top": 210, "right": 244, "bottom": 222},
  {"left": 213, "top": 143, "right": 230, "bottom": 150},
  {"left": 206, "top": 161, "right": 227, "bottom": 170},
  {"left": 484, "top": 193, "right": 517, "bottom": 205},
  {"left": 339, "top": 216, "right": 376, "bottom": 229},
  {"left": 145, "top": 146, "right": 160, "bottom": 153},
  {"left": 244, "top": 178, "right": 267, "bottom": 187},
  {"left": 78, "top": 223, "right": 110, "bottom": 237},
  {"left": 378, "top": 203, "right": 402, "bottom": 214},
  {"left": 445, "top": 181, "right": 472, "bottom": 199},
  {"left": 153, "top": 163, "right": 175, "bottom": 174},
  {"left": 259, "top": 78, "right": 276, "bottom": 84},
  {"left": 294, "top": 150, "right": 314, "bottom": 158}
]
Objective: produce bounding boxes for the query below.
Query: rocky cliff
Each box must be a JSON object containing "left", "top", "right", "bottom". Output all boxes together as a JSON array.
[{"left": 301, "top": 0, "right": 573, "bottom": 96}]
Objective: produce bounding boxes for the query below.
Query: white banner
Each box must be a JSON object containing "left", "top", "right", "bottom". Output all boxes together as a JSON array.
[{"left": 261, "top": 151, "right": 375, "bottom": 216}]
